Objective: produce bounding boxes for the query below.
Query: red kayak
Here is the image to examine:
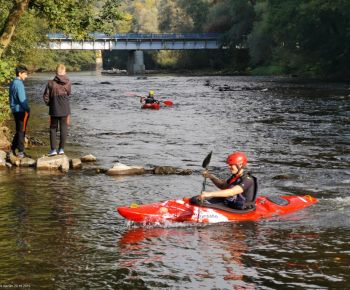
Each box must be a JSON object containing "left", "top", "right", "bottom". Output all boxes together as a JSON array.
[
  {"left": 118, "top": 195, "right": 317, "bottom": 224},
  {"left": 141, "top": 103, "right": 160, "bottom": 110}
]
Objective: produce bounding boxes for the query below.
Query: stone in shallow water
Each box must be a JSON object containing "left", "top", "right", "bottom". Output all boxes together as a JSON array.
[
  {"left": 81, "top": 154, "right": 97, "bottom": 162},
  {"left": 106, "top": 162, "right": 145, "bottom": 176},
  {"left": 36, "top": 155, "right": 70, "bottom": 172}
]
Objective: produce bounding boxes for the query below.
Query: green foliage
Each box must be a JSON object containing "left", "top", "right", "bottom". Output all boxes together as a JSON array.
[
  {"left": 264, "top": 0, "right": 350, "bottom": 75},
  {"left": 251, "top": 65, "right": 283, "bottom": 76},
  {"left": 29, "top": 0, "right": 124, "bottom": 39},
  {"left": 177, "top": 0, "right": 212, "bottom": 31},
  {"left": 0, "top": 55, "right": 15, "bottom": 125}
]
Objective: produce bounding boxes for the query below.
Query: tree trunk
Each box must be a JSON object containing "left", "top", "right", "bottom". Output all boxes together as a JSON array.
[{"left": 0, "top": 0, "right": 30, "bottom": 58}]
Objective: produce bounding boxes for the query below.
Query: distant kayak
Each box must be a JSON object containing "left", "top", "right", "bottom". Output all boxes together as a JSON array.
[
  {"left": 118, "top": 195, "right": 317, "bottom": 224},
  {"left": 141, "top": 103, "right": 160, "bottom": 110}
]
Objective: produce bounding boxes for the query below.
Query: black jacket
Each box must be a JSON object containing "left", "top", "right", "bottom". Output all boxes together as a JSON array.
[{"left": 44, "top": 75, "right": 71, "bottom": 116}]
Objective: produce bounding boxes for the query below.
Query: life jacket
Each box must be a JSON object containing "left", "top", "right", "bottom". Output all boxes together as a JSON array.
[
  {"left": 226, "top": 172, "right": 259, "bottom": 210},
  {"left": 145, "top": 97, "right": 156, "bottom": 104}
]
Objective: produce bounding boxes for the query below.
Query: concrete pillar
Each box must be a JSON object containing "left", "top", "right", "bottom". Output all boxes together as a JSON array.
[
  {"left": 95, "top": 50, "right": 103, "bottom": 71},
  {"left": 127, "top": 50, "right": 145, "bottom": 73}
]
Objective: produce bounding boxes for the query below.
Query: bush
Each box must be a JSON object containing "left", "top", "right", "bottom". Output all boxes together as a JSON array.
[{"left": 251, "top": 65, "right": 284, "bottom": 76}]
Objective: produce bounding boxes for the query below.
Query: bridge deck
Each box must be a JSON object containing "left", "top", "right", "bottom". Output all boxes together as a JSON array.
[{"left": 48, "top": 33, "right": 222, "bottom": 50}]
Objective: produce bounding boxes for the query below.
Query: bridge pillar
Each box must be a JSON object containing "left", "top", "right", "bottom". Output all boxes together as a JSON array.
[
  {"left": 95, "top": 50, "right": 103, "bottom": 71},
  {"left": 127, "top": 50, "right": 145, "bottom": 73}
]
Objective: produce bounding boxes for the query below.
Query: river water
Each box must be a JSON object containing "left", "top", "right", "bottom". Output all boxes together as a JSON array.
[{"left": 1, "top": 72, "right": 350, "bottom": 289}]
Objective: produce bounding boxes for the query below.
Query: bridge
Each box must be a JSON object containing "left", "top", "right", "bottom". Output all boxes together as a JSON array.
[{"left": 48, "top": 33, "right": 223, "bottom": 73}]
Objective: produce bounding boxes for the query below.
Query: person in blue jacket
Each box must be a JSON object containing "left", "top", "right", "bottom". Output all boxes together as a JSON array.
[{"left": 9, "top": 66, "right": 31, "bottom": 159}]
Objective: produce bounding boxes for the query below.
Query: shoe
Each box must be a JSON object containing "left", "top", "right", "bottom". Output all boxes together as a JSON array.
[
  {"left": 18, "top": 152, "right": 31, "bottom": 159},
  {"left": 47, "top": 149, "right": 57, "bottom": 157},
  {"left": 58, "top": 148, "right": 65, "bottom": 155}
]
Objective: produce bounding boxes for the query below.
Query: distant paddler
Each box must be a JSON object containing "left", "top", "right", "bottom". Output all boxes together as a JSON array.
[{"left": 140, "top": 91, "right": 160, "bottom": 105}]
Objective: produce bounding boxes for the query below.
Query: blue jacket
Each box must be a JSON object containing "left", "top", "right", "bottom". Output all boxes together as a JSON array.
[{"left": 9, "top": 77, "right": 30, "bottom": 113}]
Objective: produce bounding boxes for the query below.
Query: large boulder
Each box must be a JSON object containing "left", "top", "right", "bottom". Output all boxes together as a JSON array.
[
  {"left": 36, "top": 155, "right": 70, "bottom": 172},
  {"left": 106, "top": 162, "right": 145, "bottom": 176}
]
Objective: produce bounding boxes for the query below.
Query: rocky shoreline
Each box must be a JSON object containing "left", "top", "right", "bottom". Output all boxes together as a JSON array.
[
  {"left": 0, "top": 149, "right": 193, "bottom": 175},
  {"left": 0, "top": 126, "right": 193, "bottom": 175}
]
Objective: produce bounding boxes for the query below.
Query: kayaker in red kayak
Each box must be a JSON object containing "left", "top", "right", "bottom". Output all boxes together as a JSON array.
[
  {"left": 140, "top": 91, "right": 160, "bottom": 105},
  {"left": 199, "top": 152, "right": 258, "bottom": 210}
]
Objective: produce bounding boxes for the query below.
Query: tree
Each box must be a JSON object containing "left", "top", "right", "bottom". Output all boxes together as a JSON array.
[
  {"left": 177, "top": 0, "right": 212, "bottom": 32},
  {"left": 265, "top": 0, "right": 350, "bottom": 75},
  {"left": 0, "top": 0, "right": 124, "bottom": 126},
  {"left": 0, "top": 0, "right": 124, "bottom": 58}
]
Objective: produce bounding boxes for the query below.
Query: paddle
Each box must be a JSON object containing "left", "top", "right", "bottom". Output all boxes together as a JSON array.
[
  {"left": 202, "top": 151, "right": 213, "bottom": 192},
  {"left": 198, "top": 151, "right": 213, "bottom": 222},
  {"left": 125, "top": 93, "right": 173, "bottom": 106}
]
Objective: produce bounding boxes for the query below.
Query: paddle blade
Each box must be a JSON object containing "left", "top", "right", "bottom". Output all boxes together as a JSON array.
[
  {"left": 162, "top": 101, "right": 173, "bottom": 106},
  {"left": 125, "top": 93, "right": 138, "bottom": 96},
  {"left": 202, "top": 151, "right": 212, "bottom": 169}
]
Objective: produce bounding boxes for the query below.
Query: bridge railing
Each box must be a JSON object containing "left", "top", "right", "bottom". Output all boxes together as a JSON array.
[{"left": 48, "top": 32, "right": 222, "bottom": 39}]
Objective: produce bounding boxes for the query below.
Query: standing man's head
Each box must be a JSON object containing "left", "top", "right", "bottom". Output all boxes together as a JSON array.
[
  {"left": 56, "top": 64, "right": 66, "bottom": 76},
  {"left": 15, "top": 66, "right": 28, "bottom": 81}
]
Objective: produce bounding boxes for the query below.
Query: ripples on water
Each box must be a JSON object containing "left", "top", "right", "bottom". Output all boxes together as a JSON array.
[{"left": 1, "top": 72, "right": 349, "bottom": 289}]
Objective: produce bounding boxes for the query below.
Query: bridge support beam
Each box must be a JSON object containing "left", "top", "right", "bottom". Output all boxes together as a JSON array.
[
  {"left": 95, "top": 50, "right": 103, "bottom": 71},
  {"left": 127, "top": 50, "right": 145, "bottom": 73}
]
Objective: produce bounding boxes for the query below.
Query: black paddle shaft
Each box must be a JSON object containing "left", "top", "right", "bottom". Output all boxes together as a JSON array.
[{"left": 201, "top": 151, "right": 212, "bottom": 192}]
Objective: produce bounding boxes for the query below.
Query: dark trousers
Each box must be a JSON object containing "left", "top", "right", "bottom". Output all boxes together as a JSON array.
[
  {"left": 50, "top": 116, "right": 69, "bottom": 150},
  {"left": 11, "top": 111, "right": 30, "bottom": 153}
]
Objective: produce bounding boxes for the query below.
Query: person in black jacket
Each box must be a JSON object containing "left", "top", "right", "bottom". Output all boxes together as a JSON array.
[
  {"left": 140, "top": 91, "right": 160, "bottom": 104},
  {"left": 43, "top": 64, "right": 71, "bottom": 157}
]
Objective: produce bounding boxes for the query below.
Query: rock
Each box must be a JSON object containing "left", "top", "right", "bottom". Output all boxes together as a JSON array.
[
  {"left": 36, "top": 155, "right": 70, "bottom": 172},
  {"left": 0, "top": 127, "right": 11, "bottom": 150},
  {"left": 20, "top": 157, "right": 36, "bottom": 167},
  {"left": 8, "top": 153, "right": 20, "bottom": 167},
  {"left": 152, "top": 166, "right": 193, "bottom": 175},
  {"left": 204, "top": 80, "right": 211, "bottom": 86},
  {"left": 0, "top": 158, "right": 6, "bottom": 168},
  {"left": 106, "top": 162, "right": 145, "bottom": 176},
  {"left": 70, "top": 158, "right": 82, "bottom": 169},
  {"left": 178, "top": 169, "right": 193, "bottom": 175},
  {"left": 0, "top": 150, "right": 7, "bottom": 159},
  {"left": 81, "top": 154, "right": 97, "bottom": 162},
  {"left": 261, "top": 88, "right": 268, "bottom": 92},
  {"left": 153, "top": 166, "right": 179, "bottom": 175},
  {"left": 29, "top": 136, "right": 45, "bottom": 146},
  {"left": 272, "top": 174, "right": 293, "bottom": 180},
  {"left": 100, "top": 81, "right": 112, "bottom": 84}
]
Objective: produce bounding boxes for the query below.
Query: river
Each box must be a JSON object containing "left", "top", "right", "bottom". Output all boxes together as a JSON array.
[{"left": 1, "top": 72, "right": 350, "bottom": 289}]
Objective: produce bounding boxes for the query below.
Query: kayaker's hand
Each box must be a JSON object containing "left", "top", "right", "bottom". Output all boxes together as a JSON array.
[
  {"left": 202, "top": 170, "right": 212, "bottom": 179},
  {"left": 199, "top": 191, "right": 209, "bottom": 200}
]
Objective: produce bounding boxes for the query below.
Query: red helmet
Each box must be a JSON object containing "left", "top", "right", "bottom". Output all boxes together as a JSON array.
[{"left": 226, "top": 152, "right": 247, "bottom": 166}]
